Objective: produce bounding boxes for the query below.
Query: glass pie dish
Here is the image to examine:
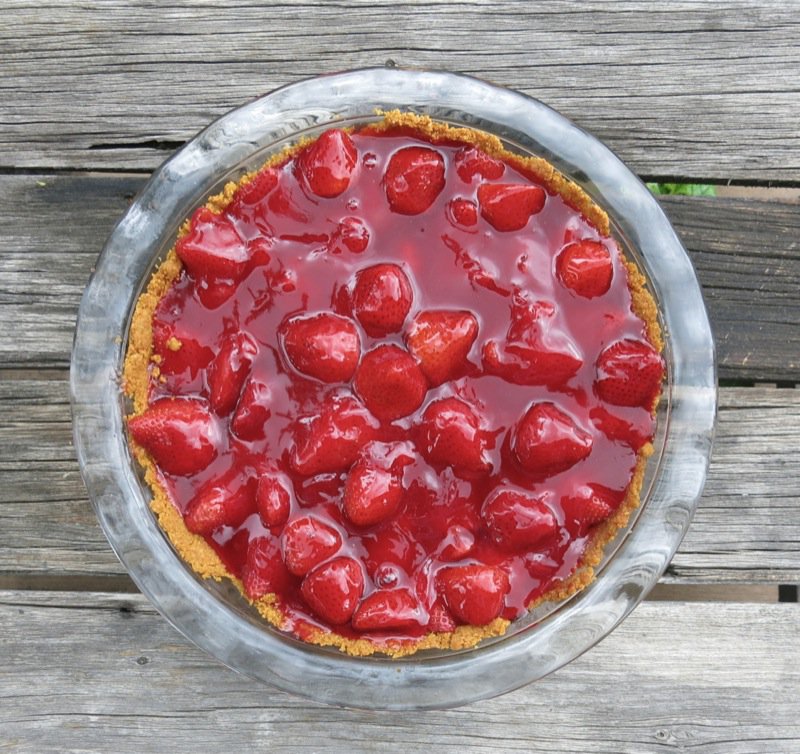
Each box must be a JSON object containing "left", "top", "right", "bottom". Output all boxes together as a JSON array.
[{"left": 71, "top": 68, "right": 716, "bottom": 710}]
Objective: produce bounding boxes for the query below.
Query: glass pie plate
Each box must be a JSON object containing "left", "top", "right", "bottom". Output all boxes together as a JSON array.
[{"left": 71, "top": 68, "right": 716, "bottom": 710}]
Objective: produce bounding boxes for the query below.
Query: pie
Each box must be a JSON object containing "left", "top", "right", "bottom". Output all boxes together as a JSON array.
[{"left": 124, "top": 111, "right": 664, "bottom": 657}]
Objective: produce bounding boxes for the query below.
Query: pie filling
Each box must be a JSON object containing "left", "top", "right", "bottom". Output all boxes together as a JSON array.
[{"left": 124, "top": 111, "right": 664, "bottom": 657}]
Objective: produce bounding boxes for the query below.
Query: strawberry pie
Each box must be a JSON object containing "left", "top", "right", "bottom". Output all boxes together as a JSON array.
[{"left": 124, "top": 111, "right": 664, "bottom": 657}]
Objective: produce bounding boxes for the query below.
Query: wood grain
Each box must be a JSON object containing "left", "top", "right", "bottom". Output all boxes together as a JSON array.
[
  {"left": 1, "top": 174, "right": 798, "bottom": 380},
  {"left": 1, "top": 379, "right": 797, "bottom": 584},
  {"left": 2, "top": 0, "right": 799, "bottom": 179},
  {"left": 0, "top": 590, "right": 797, "bottom": 753}
]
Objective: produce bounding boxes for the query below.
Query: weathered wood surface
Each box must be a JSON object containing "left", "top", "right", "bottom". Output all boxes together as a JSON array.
[
  {"left": 1, "top": 174, "right": 798, "bottom": 380},
  {"left": 1, "top": 379, "right": 797, "bottom": 584},
  {"left": 3, "top": 1, "right": 800, "bottom": 179},
  {"left": 1, "top": 590, "right": 797, "bottom": 753}
]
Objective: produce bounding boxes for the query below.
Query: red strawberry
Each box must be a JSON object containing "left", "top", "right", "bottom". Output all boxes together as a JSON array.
[
  {"left": 596, "top": 339, "right": 664, "bottom": 408},
  {"left": 226, "top": 168, "right": 279, "bottom": 219},
  {"left": 447, "top": 198, "right": 479, "bottom": 228},
  {"left": 194, "top": 276, "right": 238, "bottom": 309},
  {"left": 290, "top": 395, "right": 379, "bottom": 475},
  {"left": 207, "top": 332, "right": 258, "bottom": 415},
  {"left": 405, "top": 310, "right": 478, "bottom": 386},
  {"left": 296, "top": 129, "right": 358, "bottom": 198},
  {"left": 256, "top": 472, "right": 292, "bottom": 528},
  {"left": 561, "top": 484, "right": 621, "bottom": 534},
  {"left": 385, "top": 146, "right": 446, "bottom": 215},
  {"left": 343, "top": 442, "right": 413, "bottom": 527},
  {"left": 454, "top": 145, "right": 505, "bottom": 182},
  {"left": 329, "top": 216, "right": 370, "bottom": 254},
  {"left": 281, "top": 515, "right": 342, "bottom": 576},
  {"left": 438, "top": 564, "right": 510, "bottom": 625},
  {"left": 477, "top": 183, "right": 546, "bottom": 232},
  {"left": 176, "top": 206, "right": 249, "bottom": 280},
  {"left": 556, "top": 240, "right": 613, "bottom": 298},
  {"left": 352, "top": 589, "right": 423, "bottom": 631},
  {"left": 427, "top": 602, "right": 457, "bottom": 633},
  {"left": 281, "top": 312, "right": 361, "bottom": 384},
  {"left": 513, "top": 402, "right": 593, "bottom": 477},
  {"left": 482, "top": 488, "right": 558, "bottom": 552},
  {"left": 230, "top": 379, "right": 272, "bottom": 440},
  {"left": 184, "top": 474, "right": 257, "bottom": 536},
  {"left": 417, "top": 397, "right": 492, "bottom": 475},
  {"left": 354, "top": 345, "right": 428, "bottom": 422},
  {"left": 128, "top": 397, "right": 218, "bottom": 476},
  {"left": 300, "top": 556, "right": 364, "bottom": 625},
  {"left": 241, "top": 535, "right": 292, "bottom": 600},
  {"left": 589, "top": 405, "right": 654, "bottom": 451},
  {"left": 351, "top": 263, "right": 413, "bottom": 337},
  {"left": 482, "top": 294, "right": 581, "bottom": 388}
]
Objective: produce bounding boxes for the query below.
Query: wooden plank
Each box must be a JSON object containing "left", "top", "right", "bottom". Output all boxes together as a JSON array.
[
  {"left": 2, "top": 0, "right": 799, "bottom": 179},
  {"left": 1, "top": 379, "right": 798, "bottom": 584},
  {"left": 1, "top": 174, "right": 799, "bottom": 380},
  {"left": 0, "top": 590, "right": 797, "bottom": 752}
]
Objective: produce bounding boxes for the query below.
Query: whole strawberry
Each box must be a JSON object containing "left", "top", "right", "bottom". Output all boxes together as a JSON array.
[
  {"left": 176, "top": 206, "right": 250, "bottom": 280},
  {"left": 128, "top": 397, "right": 219, "bottom": 476},
  {"left": 513, "top": 402, "right": 593, "bottom": 477},
  {"left": 354, "top": 344, "right": 428, "bottom": 422},
  {"left": 561, "top": 484, "right": 621, "bottom": 535},
  {"left": 230, "top": 378, "right": 272, "bottom": 441},
  {"left": 556, "top": 239, "right": 614, "bottom": 298},
  {"left": 454, "top": 145, "right": 505, "bottom": 182},
  {"left": 384, "top": 146, "right": 446, "bottom": 215},
  {"left": 301, "top": 556, "right": 365, "bottom": 625},
  {"left": 351, "top": 589, "right": 423, "bottom": 631},
  {"left": 256, "top": 472, "right": 293, "bottom": 528},
  {"left": 184, "top": 475, "right": 257, "bottom": 536},
  {"left": 417, "top": 397, "right": 492, "bottom": 475},
  {"left": 595, "top": 338, "right": 664, "bottom": 408},
  {"left": 482, "top": 488, "right": 558, "bottom": 552},
  {"left": 405, "top": 310, "right": 478, "bottom": 386},
  {"left": 296, "top": 129, "right": 358, "bottom": 198},
  {"left": 438, "top": 564, "right": 510, "bottom": 625},
  {"left": 281, "top": 515, "right": 342, "bottom": 576},
  {"left": 281, "top": 312, "right": 361, "bottom": 383},
  {"left": 477, "top": 183, "right": 546, "bottom": 232},
  {"left": 207, "top": 332, "right": 258, "bottom": 416},
  {"left": 351, "top": 263, "right": 413, "bottom": 337},
  {"left": 241, "top": 535, "right": 292, "bottom": 600}
]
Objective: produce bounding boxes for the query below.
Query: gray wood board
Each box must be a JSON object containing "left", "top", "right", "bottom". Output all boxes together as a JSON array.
[
  {"left": 2, "top": 0, "right": 800, "bottom": 179},
  {"left": 1, "top": 173, "right": 798, "bottom": 380},
  {"left": 0, "top": 590, "right": 798, "bottom": 753},
  {"left": 1, "top": 379, "right": 798, "bottom": 584}
]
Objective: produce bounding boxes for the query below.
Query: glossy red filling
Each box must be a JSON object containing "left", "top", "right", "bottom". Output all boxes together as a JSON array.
[{"left": 129, "top": 124, "right": 663, "bottom": 647}]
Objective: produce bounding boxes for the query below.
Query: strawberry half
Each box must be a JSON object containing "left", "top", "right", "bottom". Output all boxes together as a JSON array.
[
  {"left": 241, "top": 535, "right": 292, "bottom": 600},
  {"left": 417, "top": 397, "right": 492, "bottom": 475},
  {"left": 176, "top": 206, "right": 250, "bottom": 280},
  {"left": 281, "top": 515, "right": 342, "bottom": 577},
  {"left": 207, "top": 332, "right": 258, "bottom": 416},
  {"left": 343, "top": 442, "right": 413, "bottom": 527},
  {"left": 385, "top": 146, "right": 446, "bottom": 215},
  {"left": 596, "top": 338, "right": 664, "bottom": 408},
  {"left": 184, "top": 474, "right": 257, "bottom": 536},
  {"left": 454, "top": 145, "right": 505, "bottom": 182},
  {"left": 300, "top": 556, "right": 364, "bottom": 625},
  {"left": 290, "top": 395, "right": 379, "bottom": 476},
  {"left": 354, "top": 344, "right": 428, "bottom": 422},
  {"left": 406, "top": 309, "right": 478, "bottom": 386},
  {"left": 477, "top": 183, "right": 546, "bottom": 232},
  {"left": 561, "top": 484, "right": 622, "bottom": 535},
  {"left": 352, "top": 589, "right": 423, "bottom": 631},
  {"left": 329, "top": 216, "right": 370, "bottom": 255},
  {"left": 447, "top": 198, "right": 479, "bottom": 228},
  {"left": 482, "top": 488, "right": 558, "bottom": 552},
  {"left": 256, "top": 472, "right": 292, "bottom": 528},
  {"left": 295, "top": 129, "right": 358, "bottom": 198},
  {"left": 128, "top": 397, "right": 218, "bottom": 476},
  {"left": 513, "top": 402, "right": 593, "bottom": 477},
  {"left": 230, "top": 378, "right": 272, "bottom": 440},
  {"left": 351, "top": 263, "right": 413, "bottom": 337},
  {"left": 556, "top": 240, "right": 613, "bottom": 298},
  {"left": 438, "top": 564, "right": 510, "bottom": 625},
  {"left": 281, "top": 312, "right": 361, "bottom": 383}
]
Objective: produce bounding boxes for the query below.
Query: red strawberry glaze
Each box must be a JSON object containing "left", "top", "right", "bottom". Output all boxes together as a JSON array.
[{"left": 133, "top": 122, "right": 663, "bottom": 652}]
